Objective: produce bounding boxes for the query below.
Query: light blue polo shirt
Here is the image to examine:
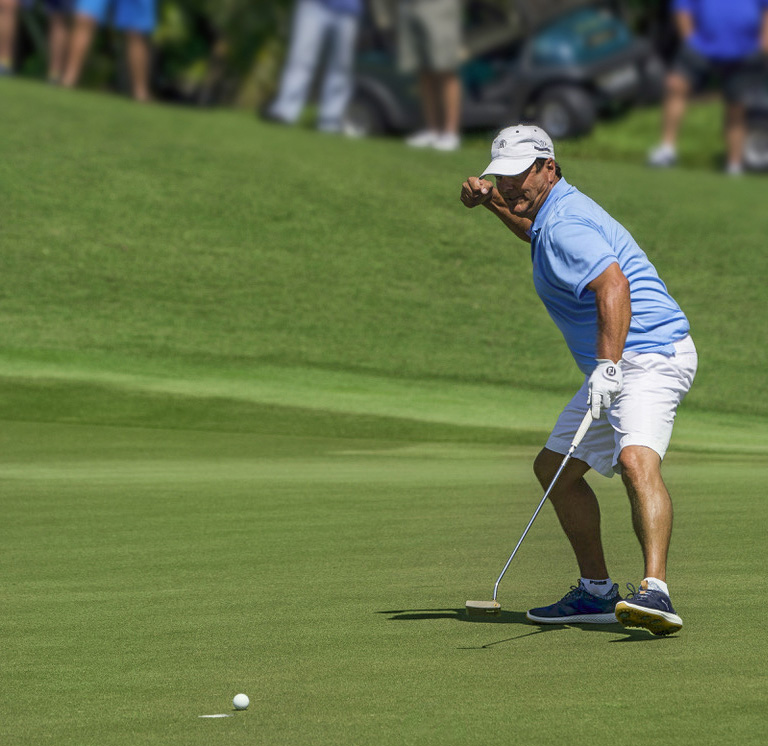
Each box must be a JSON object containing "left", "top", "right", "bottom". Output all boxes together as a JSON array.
[{"left": 529, "top": 178, "right": 690, "bottom": 375}]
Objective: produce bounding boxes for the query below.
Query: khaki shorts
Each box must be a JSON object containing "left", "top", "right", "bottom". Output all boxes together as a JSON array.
[
  {"left": 397, "top": 0, "right": 462, "bottom": 74},
  {"left": 545, "top": 335, "right": 698, "bottom": 477}
]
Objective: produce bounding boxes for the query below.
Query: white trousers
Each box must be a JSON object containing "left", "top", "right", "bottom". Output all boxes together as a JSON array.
[{"left": 269, "top": 0, "right": 359, "bottom": 131}]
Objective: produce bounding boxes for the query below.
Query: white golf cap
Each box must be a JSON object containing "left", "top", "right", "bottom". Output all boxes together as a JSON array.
[{"left": 481, "top": 124, "right": 555, "bottom": 177}]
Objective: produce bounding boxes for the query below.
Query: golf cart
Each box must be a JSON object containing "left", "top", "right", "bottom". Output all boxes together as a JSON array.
[{"left": 346, "top": 0, "right": 664, "bottom": 139}]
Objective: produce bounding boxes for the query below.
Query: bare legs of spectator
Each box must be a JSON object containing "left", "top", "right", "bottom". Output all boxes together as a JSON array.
[
  {"left": 62, "top": 13, "right": 151, "bottom": 101},
  {"left": 0, "top": 0, "right": 19, "bottom": 74},
  {"left": 60, "top": 13, "right": 95, "bottom": 88},
  {"left": 408, "top": 71, "right": 462, "bottom": 151},
  {"left": 660, "top": 71, "right": 689, "bottom": 150},
  {"left": 647, "top": 71, "right": 688, "bottom": 167},
  {"left": 47, "top": 11, "right": 70, "bottom": 83},
  {"left": 125, "top": 31, "right": 151, "bottom": 101},
  {"left": 650, "top": 70, "right": 745, "bottom": 173},
  {"left": 724, "top": 101, "right": 746, "bottom": 174},
  {"left": 420, "top": 71, "right": 461, "bottom": 134}
]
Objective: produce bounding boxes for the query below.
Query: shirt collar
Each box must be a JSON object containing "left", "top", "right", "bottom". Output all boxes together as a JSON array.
[{"left": 529, "top": 178, "right": 570, "bottom": 239}]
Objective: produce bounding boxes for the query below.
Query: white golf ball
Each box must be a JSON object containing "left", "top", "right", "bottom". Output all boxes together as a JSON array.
[{"left": 233, "top": 693, "right": 249, "bottom": 710}]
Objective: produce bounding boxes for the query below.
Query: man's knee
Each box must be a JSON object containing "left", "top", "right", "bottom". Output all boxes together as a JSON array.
[
  {"left": 533, "top": 448, "right": 589, "bottom": 490},
  {"left": 618, "top": 446, "right": 661, "bottom": 489},
  {"left": 665, "top": 72, "right": 689, "bottom": 97},
  {"left": 533, "top": 448, "right": 558, "bottom": 485}
]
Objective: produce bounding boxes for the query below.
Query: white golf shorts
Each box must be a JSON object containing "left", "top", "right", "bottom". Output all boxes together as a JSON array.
[{"left": 545, "top": 335, "right": 698, "bottom": 477}]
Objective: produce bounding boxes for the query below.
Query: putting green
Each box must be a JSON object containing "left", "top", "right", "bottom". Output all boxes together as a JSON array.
[{"left": 2, "top": 407, "right": 764, "bottom": 746}]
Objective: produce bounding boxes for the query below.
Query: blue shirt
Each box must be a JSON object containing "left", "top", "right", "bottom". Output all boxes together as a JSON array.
[
  {"left": 529, "top": 179, "right": 690, "bottom": 375},
  {"left": 318, "top": 0, "right": 363, "bottom": 16},
  {"left": 673, "top": 0, "right": 768, "bottom": 60}
]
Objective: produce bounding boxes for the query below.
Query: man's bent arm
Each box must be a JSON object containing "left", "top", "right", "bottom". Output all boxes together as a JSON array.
[
  {"left": 460, "top": 177, "right": 532, "bottom": 243},
  {"left": 586, "top": 262, "right": 631, "bottom": 363},
  {"left": 483, "top": 187, "right": 533, "bottom": 243}
]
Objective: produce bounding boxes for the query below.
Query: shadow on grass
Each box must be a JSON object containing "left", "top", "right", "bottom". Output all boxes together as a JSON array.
[{"left": 377, "top": 608, "right": 671, "bottom": 647}]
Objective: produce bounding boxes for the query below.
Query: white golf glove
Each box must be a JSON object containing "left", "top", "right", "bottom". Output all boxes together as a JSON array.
[{"left": 587, "top": 359, "right": 623, "bottom": 419}]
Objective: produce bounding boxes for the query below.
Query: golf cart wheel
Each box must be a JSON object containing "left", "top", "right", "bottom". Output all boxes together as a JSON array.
[
  {"left": 343, "top": 92, "right": 387, "bottom": 138},
  {"left": 533, "top": 86, "right": 596, "bottom": 139}
]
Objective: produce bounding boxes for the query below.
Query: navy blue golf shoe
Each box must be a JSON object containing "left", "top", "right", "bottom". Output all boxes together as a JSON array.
[
  {"left": 527, "top": 581, "right": 620, "bottom": 624},
  {"left": 615, "top": 581, "right": 683, "bottom": 636}
]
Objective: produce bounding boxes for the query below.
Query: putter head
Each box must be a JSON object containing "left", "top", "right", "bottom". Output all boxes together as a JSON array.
[{"left": 465, "top": 600, "right": 501, "bottom": 616}]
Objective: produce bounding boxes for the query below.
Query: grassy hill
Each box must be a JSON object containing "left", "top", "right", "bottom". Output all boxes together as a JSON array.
[{"left": 2, "top": 79, "right": 767, "bottom": 423}]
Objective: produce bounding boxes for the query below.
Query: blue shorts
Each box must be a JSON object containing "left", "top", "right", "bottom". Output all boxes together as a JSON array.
[{"left": 76, "top": 0, "right": 155, "bottom": 33}]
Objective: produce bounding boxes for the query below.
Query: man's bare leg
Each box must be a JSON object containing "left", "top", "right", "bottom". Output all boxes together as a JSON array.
[
  {"left": 649, "top": 72, "right": 690, "bottom": 165},
  {"left": 47, "top": 12, "right": 70, "bottom": 83},
  {"left": 533, "top": 448, "right": 609, "bottom": 579},
  {"left": 614, "top": 445, "right": 683, "bottom": 634},
  {"left": 618, "top": 445, "right": 672, "bottom": 581},
  {"left": 0, "top": 0, "right": 19, "bottom": 71},
  {"left": 418, "top": 70, "right": 440, "bottom": 133},
  {"left": 126, "top": 31, "right": 150, "bottom": 101},
  {"left": 661, "top": 72, "right": 690, "bottom": 147},
  {"left": 439, "top": 71, "right": 461, "bottom": 136},
  {"left": 61, "top": 13, "right": 96, "bottom": 88},
  {"left": 724, "top": 100, "right": 746, "bottom": 172},
  {"left": 526, "top": 448, "right": 619, "bottom": 624}
]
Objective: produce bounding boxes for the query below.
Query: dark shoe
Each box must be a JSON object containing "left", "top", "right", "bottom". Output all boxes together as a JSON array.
[
  {"left": 615, "top": 581, "right": 683, "bottom": 636},
  {"left": 527, "top": 581, "right": 620, "bottom": 624}
]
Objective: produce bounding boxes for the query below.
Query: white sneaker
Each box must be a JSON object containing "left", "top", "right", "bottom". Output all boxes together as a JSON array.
[
  {"left": 725, "top": 161, "right": 744, "bottom": 176},
  {"left": 405, "top": 130, "right": 439, "bottom": 148},
  {"left": 647, "top": 143, "right": 677, "bottom": 167},
  {"left": 433, "top": 132, "right": 461, "bottom": 152}
]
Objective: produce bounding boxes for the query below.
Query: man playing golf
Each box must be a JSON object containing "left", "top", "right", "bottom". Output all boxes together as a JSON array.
[{"left": 460, "top": 125, "right": 697, "bottom": 635}]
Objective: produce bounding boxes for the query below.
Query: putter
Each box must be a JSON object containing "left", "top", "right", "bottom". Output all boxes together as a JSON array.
[{"left": 466, "top": 410, "right": 593, "bottom": 616}]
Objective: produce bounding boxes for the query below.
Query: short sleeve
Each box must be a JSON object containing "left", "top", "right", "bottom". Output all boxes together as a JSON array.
[{"left": 545, "top": 219, "right": 618, "bottom": 299}]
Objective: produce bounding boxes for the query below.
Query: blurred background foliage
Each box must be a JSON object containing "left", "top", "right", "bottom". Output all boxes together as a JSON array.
[{"left": 14, "top": 0, "right": 672, "bottom": 108}]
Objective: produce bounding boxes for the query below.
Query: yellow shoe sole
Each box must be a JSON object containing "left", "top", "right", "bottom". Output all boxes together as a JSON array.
[{"left": 615, "top": 600, "right": 683, "bottom": 636}]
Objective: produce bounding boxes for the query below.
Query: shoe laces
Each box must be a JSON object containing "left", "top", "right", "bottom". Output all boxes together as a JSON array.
[
  {"left": 562, "top": 584, "right": 585, "bottom": 601},
  {"left": 624, "top": 582, "right": 654, "bottom": 600}
]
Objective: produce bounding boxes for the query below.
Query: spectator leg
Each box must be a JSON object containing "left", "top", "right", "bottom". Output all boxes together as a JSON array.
[
  {"left": 126, "top": 31, "right": 151, "bottom": 101},
  {"left": 61, "top": 13, "right": 97, "bottom": 88},
  {"left": 48, "top": 11, "right": 69, "bottom": 83},
  {"left": 724, "top": 100, "right": 746, "bottom": 168},
  {"left": 660, "top": 71, "right": 690, "bottom": 147},
  {"left": 418, "top": 71, "right": 441, "bottom": 133},
  {"left": 0, "top": 0, "right": 19, "bottom": 71},
  {"left": 317, "top": 12, "right": 358, "bottom": 131},
  {"left": 439, "top": 71, "right": 461, "bottom": 136},
  {"left": 269, "top": 0, "right": 329, "bottom": 124}
]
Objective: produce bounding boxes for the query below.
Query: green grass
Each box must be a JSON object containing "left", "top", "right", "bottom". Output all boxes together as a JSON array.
[
  {"left": 2, "top": 415, "right": 766, "bottom": 745},
  {"left": 1, "top": 78, "right": 767, "bottom": 745},
  {"left": 2, "top": 79, "right": 767, "bottom": 414}
]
